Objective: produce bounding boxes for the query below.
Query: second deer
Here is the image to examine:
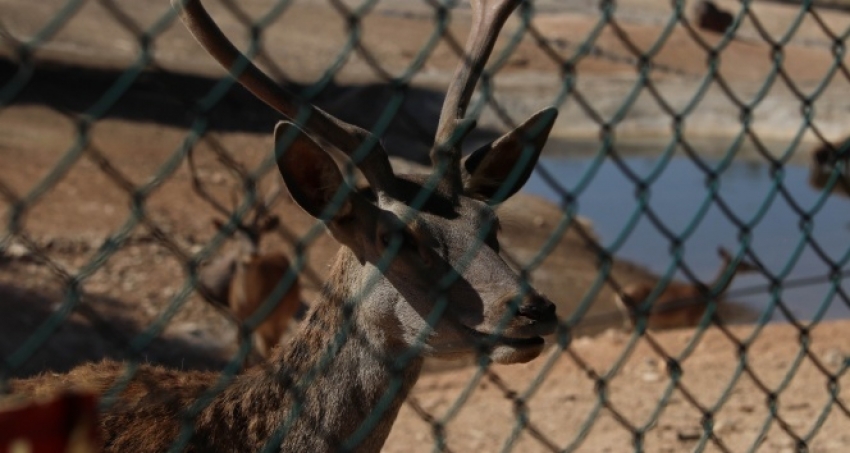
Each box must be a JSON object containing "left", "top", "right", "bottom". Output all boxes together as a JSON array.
[
  {"left": 614, "top": 247, "right": 758, "bottom": 330},
  {"left": 189, "top": 147, "right": 305, "bottom": 362},
  {"left": 199, "top": 205, "right": 304, "bottom": 362}
]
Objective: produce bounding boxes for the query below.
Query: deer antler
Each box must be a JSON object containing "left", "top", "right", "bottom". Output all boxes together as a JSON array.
[
  {"left": 253, "top": 179, "right": 282, "bottom": 221},
  {"left": 711, "top": 247, "right": 758, "bottom": 294},
  {"left": 171, "top": 0, "right": 396, "bottom": 197},
  {"left": 431, "top": 0, "right": 522, "bottom": 193},
  {"left": 186, "top": 141, "right": 236, "bottom": 221}
]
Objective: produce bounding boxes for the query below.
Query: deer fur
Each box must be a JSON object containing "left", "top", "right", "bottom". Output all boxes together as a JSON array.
[
  {"left": 5, "top": 1, "right": 560, "bottom": 451},
  {"left": 614, "top": 247, "right": 758, "bottom": 330}
]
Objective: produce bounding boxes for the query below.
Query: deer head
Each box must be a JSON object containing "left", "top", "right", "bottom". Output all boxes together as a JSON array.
[
  {"left": 209, "top": 187, "right": 282, "bottom": 259},
  {"left": 175, "top": 0, "right": 559, "bottom": 365}
]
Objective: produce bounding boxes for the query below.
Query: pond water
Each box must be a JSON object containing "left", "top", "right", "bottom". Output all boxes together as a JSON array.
[{"left": 522, "top": 151, "right": 850, "bottom": 323}]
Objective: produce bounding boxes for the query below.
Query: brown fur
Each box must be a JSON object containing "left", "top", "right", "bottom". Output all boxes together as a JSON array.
[
  {"left": 231, "top": 253, "right": 302, "bottom": 358},
  {"left": 614, "top": 247, "right": 758, "bottom": 330},
  {"left": 199, "top": 216, "right": 304, "bottom": 362},
  {"left": 9, "top": 251, "right": 419, "bottom": 452}
]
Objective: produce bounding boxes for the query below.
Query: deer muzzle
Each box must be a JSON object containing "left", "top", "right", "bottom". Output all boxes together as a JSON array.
[{"left": 461, "top": 292, "right": 558, "bottom": 364}]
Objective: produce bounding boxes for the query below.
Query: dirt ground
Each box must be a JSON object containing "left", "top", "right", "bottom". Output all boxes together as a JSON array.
[
  {"left": 1, "top": 0, "right": 849, "bottom": 451},
  {"left": 388, "top": 320, "right": 850, "bottom": 452}
]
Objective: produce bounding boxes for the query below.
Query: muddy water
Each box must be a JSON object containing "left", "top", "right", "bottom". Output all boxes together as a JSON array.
[{"left": 523, "top": 152, "right": 850, "bottom": 323}]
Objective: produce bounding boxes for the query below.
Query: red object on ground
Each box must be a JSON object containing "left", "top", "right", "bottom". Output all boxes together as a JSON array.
[{"left": 0, "top": 391, "right": 101, "bottom": 453}]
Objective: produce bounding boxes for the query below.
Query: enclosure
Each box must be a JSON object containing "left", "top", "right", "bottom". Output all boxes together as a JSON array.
[{"left": 1, "top": 0, "right": 849, "bottom": 451}]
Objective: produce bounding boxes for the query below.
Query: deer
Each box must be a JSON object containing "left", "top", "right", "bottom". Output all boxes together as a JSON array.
[
  {"left": 194, "top": 174, "right": 305, "bottom": 363},
  {"left": 614, "top": 247, "right": 758, "bottom": 331},
  {"left": 5, "top": 1, "right": 560, "bottom": 451},
  {"left": 808, "top": 136, "right": 850, "bottom": 198}
]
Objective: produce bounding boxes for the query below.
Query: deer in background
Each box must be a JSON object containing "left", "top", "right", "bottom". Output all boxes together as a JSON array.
[
  {"left": 187, "top": 144, "right": 305, "bottom": 362},
  {"left": 614, "top": 247, "right": 758, "bottom": 331},
  {"left": 7, "top": 1, "right": 559, "bottom": 452},
  {"left": 808, "top": 136, "right": 850, "bottom": 198},
  {"left": 196, "top": 183, "right": 305, "bottom": 363}
]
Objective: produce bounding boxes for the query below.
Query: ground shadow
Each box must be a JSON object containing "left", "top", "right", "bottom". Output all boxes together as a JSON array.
[
  {"left": 0, "top": 57, "right": 500, "bottom": 163},
  {"left": 0, "top": 283, "right": 230, "bottom": 379}
]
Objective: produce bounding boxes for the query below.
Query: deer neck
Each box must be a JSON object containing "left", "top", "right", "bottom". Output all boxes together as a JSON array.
[{"left": 200, "top": 247, "right": 423, "bottom": 452}]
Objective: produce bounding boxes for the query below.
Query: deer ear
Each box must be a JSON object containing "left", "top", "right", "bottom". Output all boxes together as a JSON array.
[
  {"left": 274, "top": 121, "right": 352, "bottom": 222},
  {"left": 461, "top": 107, "right": 558, "bottom": 204}
]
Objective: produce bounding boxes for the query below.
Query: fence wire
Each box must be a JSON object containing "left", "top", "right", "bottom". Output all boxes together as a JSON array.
[{"left": 1, "top": 0, "right": 850, "bottom": 451}]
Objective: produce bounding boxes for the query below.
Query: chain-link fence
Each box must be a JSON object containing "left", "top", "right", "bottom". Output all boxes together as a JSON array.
[{"left": 1, "top": 0, "right": 850, "bottom": 451}]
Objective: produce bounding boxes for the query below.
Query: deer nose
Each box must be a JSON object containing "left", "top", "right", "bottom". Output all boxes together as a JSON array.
[{"left": 517, "top": 294, "right": 557, "bottom": 323}]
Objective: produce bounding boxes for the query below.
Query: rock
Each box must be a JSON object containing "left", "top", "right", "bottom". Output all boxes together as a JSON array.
[
  {"left": 121, "top": 279, "right": 137, "bottom": 292},
  {"left": 4, "top": 242, "right": 30, "bottom": 259},
  {"left": 714, "top": 419, "right": 739, "bottom": 434},
  {"left": 642, "top": 371, "right": 661, "bottom": 382},
  {"left": 676, "top": 428, "right": 702, "bottom": 441},
  {"left": 694, "top": 0, "right": 733, "bottom": 34},
  {"left": 824, "top": 347, "right": 844, "bottom": 369}
]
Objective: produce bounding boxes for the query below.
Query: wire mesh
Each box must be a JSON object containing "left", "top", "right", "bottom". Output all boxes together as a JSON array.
[{"left": 1, "top": 0, "right": 850, "bottom": 451}]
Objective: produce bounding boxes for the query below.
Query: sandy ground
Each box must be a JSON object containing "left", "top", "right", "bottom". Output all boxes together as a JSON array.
[
  {"left": 4, "top": 0, "right": 850, "bottom": 146},
  {"left": 1, "top": 0, "right": 849, "bottom": 451},
  {"left": 387, "top": 320, "right": 850, "bottom": 452}
]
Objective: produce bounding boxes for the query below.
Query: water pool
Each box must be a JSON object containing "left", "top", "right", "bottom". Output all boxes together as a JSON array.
[{"left": 523, "top": 152, "right": 850, "bottom": 323}]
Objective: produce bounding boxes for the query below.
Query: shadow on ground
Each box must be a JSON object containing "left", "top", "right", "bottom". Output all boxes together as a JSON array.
[
  {"left": 0, "top": 57, "right": 500, "bottom": 163},
  {"left": 0, "top": 282, "right": 229, "bottom": 379}
]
